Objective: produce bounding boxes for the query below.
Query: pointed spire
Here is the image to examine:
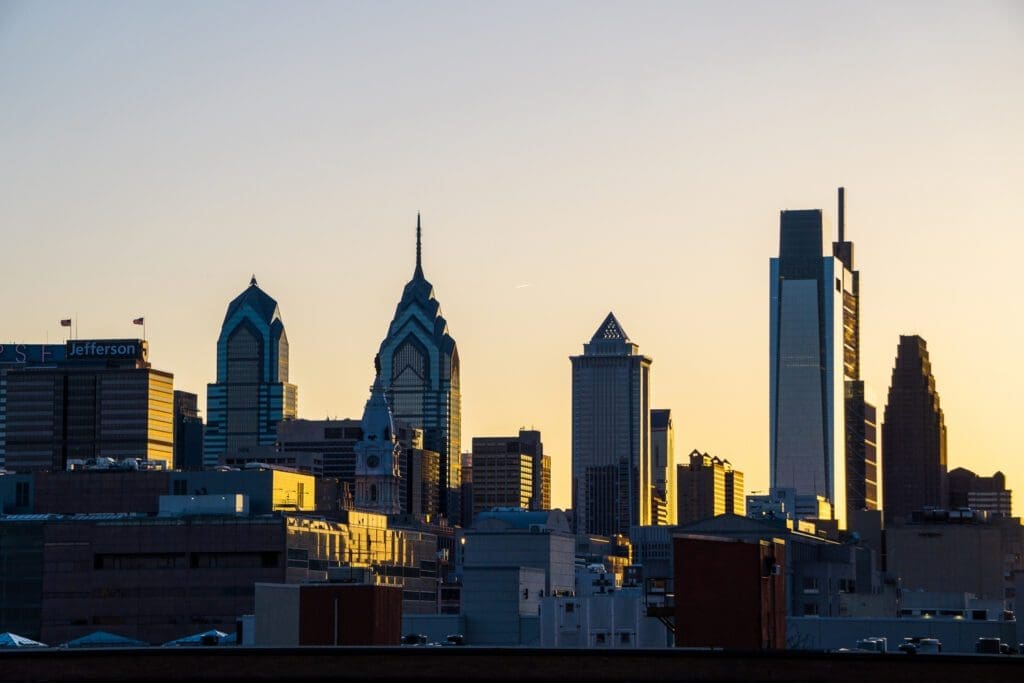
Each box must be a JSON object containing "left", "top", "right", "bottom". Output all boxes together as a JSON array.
[
  {"left": 250, "top": 274, "right": 258, "bottom": 287},
  {"left": 414, "top": 213, "right": 423, "bottom": 278}
]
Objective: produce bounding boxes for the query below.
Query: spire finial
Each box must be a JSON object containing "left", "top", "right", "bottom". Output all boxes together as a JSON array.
[
  {"left": 250, "top": 274, "right": 257, "bottom": 287},
  {"left": 415, "top": 213, "right": 423, "bottom": 277}
]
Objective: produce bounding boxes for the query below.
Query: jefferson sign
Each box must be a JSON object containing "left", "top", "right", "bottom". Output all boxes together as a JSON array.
[{"left": 65, "top": 339, "right": 147, "bottom": 362}]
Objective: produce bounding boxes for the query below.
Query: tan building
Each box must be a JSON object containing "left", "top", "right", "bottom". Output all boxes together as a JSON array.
[
  {"left": 677, "top": 450, "right": 744, "bottom": 525},
  {"left": 471, "top": 430, "right": 549, "bottom": 517}
]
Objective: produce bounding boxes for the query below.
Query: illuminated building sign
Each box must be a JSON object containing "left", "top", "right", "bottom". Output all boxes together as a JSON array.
[{"left": 65, "top": 339, "right": 147, "bottom": 362}]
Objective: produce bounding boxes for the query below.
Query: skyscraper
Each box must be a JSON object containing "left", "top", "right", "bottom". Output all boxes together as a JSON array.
[
  {"left": 882, "top": 335, "right": 948, "bottom": 524},
  {"left": 832, "top": 187, "right": 880, "bottom": 518},
  {"left": 378, "top": 217, "right": 461, "bottom": 523},
  {"left": 769, "top": 208, "right": 849, "bottom": 527},
  {"left": 205, "top": 277, "right": 297, "bottom": 467},
  {"left": 571, "top": 312, "right": 652, "bottom": 536}
]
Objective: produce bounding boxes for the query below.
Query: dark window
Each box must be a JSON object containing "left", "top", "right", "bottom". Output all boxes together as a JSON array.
[
  {"left": 173, "top": 479, "right": 187, "bottom": 495},
  {"left": 14, "top": 482, "right": 30, "bottom": 507}
]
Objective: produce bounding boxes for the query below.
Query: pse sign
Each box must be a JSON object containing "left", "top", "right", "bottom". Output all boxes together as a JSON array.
[
  {"left": 65, "top": 339, "right": 147, "bottom": 361},
  {"left": 0, "top": 344, "right": 66, "bottom": 365}
]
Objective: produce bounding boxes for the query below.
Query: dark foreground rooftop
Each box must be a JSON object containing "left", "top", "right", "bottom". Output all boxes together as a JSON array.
[{"left": 2, "top": 647, "right": 1023, "bottom": 682}]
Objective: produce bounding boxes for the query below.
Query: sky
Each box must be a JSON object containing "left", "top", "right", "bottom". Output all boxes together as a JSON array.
[{"left": 2, "top": 1, "right": 1022, "bottom": 513}]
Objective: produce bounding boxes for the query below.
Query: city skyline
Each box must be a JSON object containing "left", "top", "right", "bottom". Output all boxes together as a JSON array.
[{"left": 3, "top": 2, "right": 1022, "bottom": 513}]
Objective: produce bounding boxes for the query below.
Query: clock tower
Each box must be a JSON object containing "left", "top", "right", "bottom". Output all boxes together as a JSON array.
[{"left": 354, "top": 355, "right": 402, "bottom": 514}]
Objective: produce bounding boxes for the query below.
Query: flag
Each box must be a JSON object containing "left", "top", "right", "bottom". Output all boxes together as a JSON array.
[
  {"left": 60, "top": 319, "right": 72, "bottom": 327},
  {"left": 133, "top": 317, "right": 144, "bottom": 326}
]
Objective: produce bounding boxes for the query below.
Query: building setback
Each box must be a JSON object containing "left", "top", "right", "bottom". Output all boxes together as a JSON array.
[
  {"left": 377, "top": 217, "right": 461, "bottom": 523},
  {"left": 571, "top": 313, "right": 652, "bottom": 536},
  {"left": 205, "top": 277, "right": 297, "bottom": 468},
  {"left": 881, "top": 335, "right": 947, "bottom": 524}
]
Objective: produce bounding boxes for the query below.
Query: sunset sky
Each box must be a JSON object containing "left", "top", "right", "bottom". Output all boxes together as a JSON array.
[{"left": 3, "top": 1, "right": 1022, "bottom": 512}]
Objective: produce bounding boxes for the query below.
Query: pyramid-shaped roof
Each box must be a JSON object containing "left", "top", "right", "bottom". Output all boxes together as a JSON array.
[
  {"left": 591, "top": 312, "right": 629, "bottom": 342},
  {"left": 0, "top": 632, "right": 47, "bottom": 648},
  {"left": 61, "top": 630, "right": 149, "bottom": 648}
]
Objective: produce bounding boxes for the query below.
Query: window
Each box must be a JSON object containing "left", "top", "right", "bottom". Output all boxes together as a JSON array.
[
  {"left": 15, "top": 482, "right": 30, "bottom": 507},
  {"left": 173, "top": 479, "right": 187, "bottom": 495},
  {"left": 565, "top": 603, "right": 575, "bottom": 614},
  {"left": 620, "top": 633, "right": 631, "bottom": 644},
  {"left": 803, "top": 603, "right": 819, "bottom": 616}
]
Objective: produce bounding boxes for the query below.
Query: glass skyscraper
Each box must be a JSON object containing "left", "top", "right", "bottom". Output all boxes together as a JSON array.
[
  {"left": 378, "top": 217, "right": 461, "bottom": 523},
  {"left": 769, "top": 209, "right": 850, "bottom": 527},
  {"left": 204, "top": 277, "right": 297, "bottom": 467},
  {"left": 571, "top": 312, "right": 652, "bottom": 536}
]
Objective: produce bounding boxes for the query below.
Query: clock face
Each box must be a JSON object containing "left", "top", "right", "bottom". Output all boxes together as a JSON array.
[{"left": 366, "top": 455, "right": 380, "bottom": 469}]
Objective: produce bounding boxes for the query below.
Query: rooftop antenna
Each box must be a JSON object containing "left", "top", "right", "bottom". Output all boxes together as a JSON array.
[
  {"left": 415, "top": 213, "right": 423, "bottom": 277},
  {"left": 838, "top": 187, "right": 846, "bottom": 242}
]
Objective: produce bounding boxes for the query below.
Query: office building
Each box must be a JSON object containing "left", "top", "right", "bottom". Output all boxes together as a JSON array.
[
  {"left": 947, "top": 468, "right": 1011, "bottom": 517},
  {"left": 650, "top": 409, "right": 675, "bottom": 525},
  {"left": 276, "top": 418, "right": 361, "bottom": 482},
  {"left": 0, "top": 344, "right": 66, "bottom": 470},
  {"left": 677, "top": 450, "right": 744, "bottom": 525},
  {"left": 0, "top": 502, "right": 442, "bottom": 645},
  {"left": 205, "top": 276, "right": 297, "bottom": 468},
  {"left": 470, "top": 439, "right": 533, "bottom": 517},
  {"left": 881, "top": 335, "right": 947, "bottom": 524},
  {"left": 471, "top": 430, "right": 549, "bottom": 518},
  {"left": 4, "top": 340, "right": 173, "bottom": 472},
  {"left": 571, "top": 312, "right": 652, "bottom": 536},
  {"left": 832, "top": 188, "right": 880, "bottom": 518},
  {"left": 173, "top": 391, "right": 204, "bottom": 470},
  {"left": 769, "top": 207, "right": 849, "bottom": 527},
  {"left": 377, "top": 217, "right": 461, "bottom": 522},
  {"left": 520, "top": 429, "right": 551, "bottom": 512}
]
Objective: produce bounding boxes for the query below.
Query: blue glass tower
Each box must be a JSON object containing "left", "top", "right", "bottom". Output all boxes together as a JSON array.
[
  {"left": 769, "top": 210, "right": 849, "bottom": 527},
  {"left": 204, "top": 276, "right": 297, "bottom": 467},
  {"left": 378, "top": 217, "right": 461, "bottom": 523}
]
